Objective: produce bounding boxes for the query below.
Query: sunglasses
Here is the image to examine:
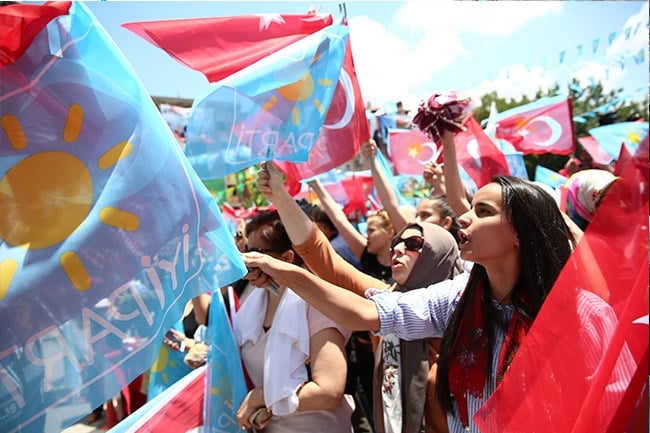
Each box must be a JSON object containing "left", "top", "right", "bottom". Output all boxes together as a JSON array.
[
  {"left": 244, "top": 245, "right": 286, "bottom": 254},
  {"left": 389, "top": 235, "right": 424, "bottom": 252}
]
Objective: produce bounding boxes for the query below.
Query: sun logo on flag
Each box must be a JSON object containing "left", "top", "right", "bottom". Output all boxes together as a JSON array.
[
  {"left": 0, "top": 103, "right": 138, "bottom": 300},
  {"left": 150, "top": 345, "right": 179, "bottom": 384},
  {"left": 407, "top": 140, "right": 437, "bottom": 163},
  {"left": 626, "top": 128, "right": 643, "bottom": 144},
  {"left": 262, "top": 44, "right": 335, "bottom": 126}
]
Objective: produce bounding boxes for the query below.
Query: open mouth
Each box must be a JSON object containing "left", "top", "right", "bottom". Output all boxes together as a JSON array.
[{"left": 458, "top": 230, "right": 469, "bottom": 248}]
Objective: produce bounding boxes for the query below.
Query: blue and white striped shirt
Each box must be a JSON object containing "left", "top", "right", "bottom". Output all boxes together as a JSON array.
[{"left": 366, "top": 273, "right": 514, "bottom": 433}]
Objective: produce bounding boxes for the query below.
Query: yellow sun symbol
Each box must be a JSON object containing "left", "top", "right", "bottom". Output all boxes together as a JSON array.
[
  {"left": 150, "top": 345, "right": 179, "bottom": 384},
  {"left": 0, "top": 103, "right": 139, "bottom": 300},
  {"left": 262, "top": 50, "right": 334, "bottom": 126}
]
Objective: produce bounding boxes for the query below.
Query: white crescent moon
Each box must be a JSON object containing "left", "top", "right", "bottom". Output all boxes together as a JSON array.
[
  {"left": 529, "top": 115, "right": 562, "bottom": 147},
  {"left": 416, "top": 141, "right": 438, "bottom": 163},
  {"left": 467, "top": 138, "right": 482, "bottom": 165},
  {"left": 323, "top": 68, "right": 354, "bottom": 130}
]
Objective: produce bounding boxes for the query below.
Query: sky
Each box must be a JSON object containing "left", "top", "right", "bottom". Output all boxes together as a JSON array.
[{"left": 85, "top": 0, "right": 649, "bottom": 112}]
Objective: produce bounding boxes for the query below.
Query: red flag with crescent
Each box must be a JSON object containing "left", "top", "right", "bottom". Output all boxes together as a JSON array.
[
  {"left": 453, "top": 113, "right": 510, "bottom": 188},
  {"left": 494, "top": 95, "right": 575, "bottom": 155}
]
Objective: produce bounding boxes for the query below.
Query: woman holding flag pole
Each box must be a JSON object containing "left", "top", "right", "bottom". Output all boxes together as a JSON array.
[{"left": 241, "top": 93, "right": 584, "bottom": 432}]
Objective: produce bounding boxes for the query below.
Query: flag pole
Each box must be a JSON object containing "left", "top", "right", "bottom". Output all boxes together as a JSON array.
[{"left": 339, "top": 3, "right": 348, "bottom": 22}]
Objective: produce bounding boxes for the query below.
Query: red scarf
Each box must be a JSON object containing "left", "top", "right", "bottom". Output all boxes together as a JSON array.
[{"left": 448, "top": 280, "right": 532, "bottom": 428}]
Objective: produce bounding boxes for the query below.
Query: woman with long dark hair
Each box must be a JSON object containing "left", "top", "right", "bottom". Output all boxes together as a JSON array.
[{"left": 243, "top": 176, "right": 577, "bottom": 432}]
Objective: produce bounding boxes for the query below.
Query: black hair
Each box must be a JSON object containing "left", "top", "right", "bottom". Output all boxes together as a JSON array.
[
  {"left": 423, "top": 194, "right": 462, "bottom": 243},
  {"left": 245, "top": 210, "right": 303, "bottom": 266},
  {"left": 436, "top": 176, "right": 576, "bottom": 414}
]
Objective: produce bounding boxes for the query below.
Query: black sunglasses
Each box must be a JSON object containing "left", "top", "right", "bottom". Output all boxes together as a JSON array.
[
  {"left": 389, "top": 235, "right": 424, "bottom": 252},
  {"left": 244, "top": 245, "right": 286, "bottom": 254}
]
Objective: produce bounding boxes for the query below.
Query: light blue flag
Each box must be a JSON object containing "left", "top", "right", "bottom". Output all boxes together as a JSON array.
[
  {"left": 146, "top": 320, "right": 192, "bottom": 401},
  {"left": 589, "top": 121, "right": 649, "bottom": 159},
  {"left": 204, "top": 291, "right": 248, "bottom": 433},
  {"left": 0, "top": 3, "right": 246, "bottom": 432},
  {"left": 504, "top": 152, "right": 529, "bottom": 180},
  {"left": 534, "top": 165, "right": 568, "bottom": 190},
  {"left": 186, "top": 25, "right": 349, "bottom": 180}
]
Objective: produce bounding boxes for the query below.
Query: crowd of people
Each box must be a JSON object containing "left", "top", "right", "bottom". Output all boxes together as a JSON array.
[{"left": 88, "top": 94, "right": 639, "bottom": 433}]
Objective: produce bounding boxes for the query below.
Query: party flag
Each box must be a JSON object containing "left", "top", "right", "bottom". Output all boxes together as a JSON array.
[
  {"left": 588, "top": 121, "right": 649, "bottom": 160},
  {"left": 204, "top": 289, "right": 248, "bottom": 433},
  {"left": 494, "top": 95, "right": 576, "bottom": 155},
  {"left": 275, "top": 35, "right": 371, "bottom": 185},
  {"left": 145, "top": 321, "right": 193, "bottom": 401},
  {"left": 534, "top": 164, "right": 568, "bottom": 190},
  {"left": 0, "top": 3, "right": 246, "bottom": 432},
  {"left": 475, "top": 137, "right": 649, "bottom": 432},
  {"left": 453, "top": 114, "right": 510, "bottom": 188},
  {"left": 183, "top": 24, "right": 348, "bottom": 179},
  {"left": 387, "top": 128, "right": 439, "bottom": 175}
]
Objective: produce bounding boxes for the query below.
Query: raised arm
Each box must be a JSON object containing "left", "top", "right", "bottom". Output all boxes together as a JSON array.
[
  {"left": 440, "top": 129, "right": 471, "bottom": 216},
  {"left": 307, "top": 177, "right": 367, "bottom": 260},
  {"left": 258, "top": 162, "right": 384, "bottom": 296},
  {"left": 360, "top": 139, "right": 409, "bottom": 232},
  {"left": 422, "top": 160, "right": 446, "bottom": 196},
  {"left": 257, "top": 161, "right": 313, "bottom": 245},
  {"left": 243, "top": 253, "right": 381, "bottom": 331}
]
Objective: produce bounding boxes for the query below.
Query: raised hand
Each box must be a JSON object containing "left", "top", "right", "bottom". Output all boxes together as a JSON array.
[
  {"left": 257, "top": 160, "right": 291, "bottom": 203},
  {"left": 360, "top": 139, "right": 378, "bottom": 161}
]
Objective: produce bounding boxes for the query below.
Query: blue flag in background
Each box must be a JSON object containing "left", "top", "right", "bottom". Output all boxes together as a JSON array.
[
  {"left": 534, "top": 165, "right": 568, "bottom": 190},
  {"left": 204, "top": 291, "right": 248, "bottom": 433},
  {"left": 186, "top": 24, "right": 349, "bottom": 179},
  {"left": 0, "top": 3, "right": 246, "bottom": 432},
  {"left": 588, "top": 121, "right": 649, "bottom": 159}
]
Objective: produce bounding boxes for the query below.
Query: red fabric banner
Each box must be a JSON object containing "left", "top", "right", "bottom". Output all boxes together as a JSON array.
[
  {"left": 453, "top": 114, "right": 510, "bottom": 188},
  {"left": 0, "top": 1, "right": 70, "bottom": 66},
  {"left": 123, "top": 13, "right": 333, "bottom": 82},
  {"left": 474, "top": 138, "right": 649, "bottom": 432}
]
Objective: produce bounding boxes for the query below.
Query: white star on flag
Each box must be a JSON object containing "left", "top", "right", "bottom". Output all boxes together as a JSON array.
[{"left": 256, "top": 14, "right": 286, "bottom": 31}]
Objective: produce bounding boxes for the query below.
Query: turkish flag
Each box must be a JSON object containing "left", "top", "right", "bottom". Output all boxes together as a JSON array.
[
  {"left": 276, "top": 36, "right": 371, "bottom": 186},
  {"left": 453, "top": 113, "right": 510, "bottom": 188},
  {"left": 495, "top": 95, "right": 576, "bottom": 155},
  {"left": 123, "top": 13, "right": 333, "bottom": 82}
]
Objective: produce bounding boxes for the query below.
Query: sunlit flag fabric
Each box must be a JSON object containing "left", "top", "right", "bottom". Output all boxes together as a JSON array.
[
  {"left": 185, "top": 24, "right": 349, "bottom": 179},
  {"left": 474, "top": 140, "right": 649, "bottom": 432},
  {"left": 0, "top": 3, "right": 246, "bottom": 432},
  {"left": 588, "top": 121, "right": 649, "bottom": 161},
  {"left": 275, "top": 35, "right": 371, "bottom": 186},
  {"left": 494, "top": 94, "right": 576, "bottom": 155},
  {"left": 453, "top": 113, "right": 510, "bottom": 188},
  {"left": 204, "top": 289, "right": 248, "bottom": 433},
  {"left": 387, "top": 128, "right": 439, "bottom": 175},
  {"left": 534, "top": 164, "right": 568, "bottom": 190},
  {"left": 122, "top": 12, "right": 334, "bottom": 83}
]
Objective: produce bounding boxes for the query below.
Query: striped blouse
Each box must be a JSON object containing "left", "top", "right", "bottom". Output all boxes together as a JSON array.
[{"left": 366, "top": 272, "right": 513, "bottom": 433}]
